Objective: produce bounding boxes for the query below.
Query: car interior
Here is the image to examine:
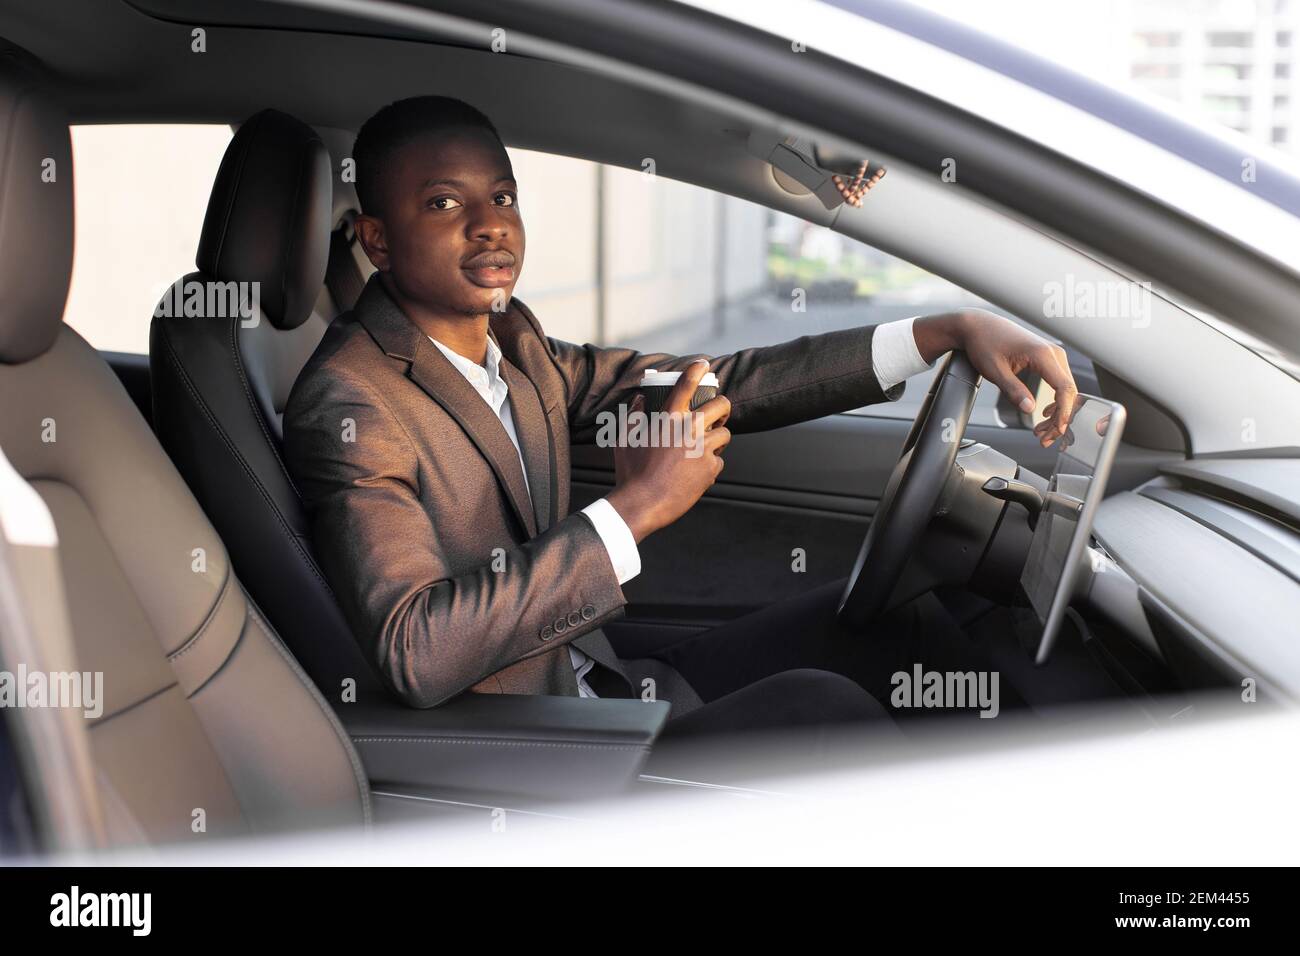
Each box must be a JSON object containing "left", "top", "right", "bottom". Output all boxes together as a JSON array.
[{"left": 0, "top": 0, "right": 1298, "bottom": 856}]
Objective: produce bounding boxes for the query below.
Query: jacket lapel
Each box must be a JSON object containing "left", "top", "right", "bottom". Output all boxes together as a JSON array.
[
  {"left": 355, "top": 278, "right": 539, "bottom": 539},
  {"left": 496, "top": 353, "right": 553, "bottom": 533}
]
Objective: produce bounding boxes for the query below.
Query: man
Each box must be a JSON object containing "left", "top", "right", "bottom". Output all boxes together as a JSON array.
[{"left": 284, "top": 96, "right": 1077, "bottom": 735}]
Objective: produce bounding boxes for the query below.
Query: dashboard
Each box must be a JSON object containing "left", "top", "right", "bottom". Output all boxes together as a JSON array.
[{"left": 1089, "top": 458, "right": 1300, "bottom": 704}]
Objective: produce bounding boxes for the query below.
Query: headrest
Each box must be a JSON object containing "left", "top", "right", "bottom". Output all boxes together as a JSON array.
[
  {"left": 196, "top": 109, "right": 331, "bottom": 331},
  {"left": 0, "top": 52, "right": 74, "bottom": 364}
]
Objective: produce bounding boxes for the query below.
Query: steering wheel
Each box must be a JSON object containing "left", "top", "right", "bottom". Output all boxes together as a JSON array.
[{"left": 837, "top": 350, "right": 983, "bottom": 629}]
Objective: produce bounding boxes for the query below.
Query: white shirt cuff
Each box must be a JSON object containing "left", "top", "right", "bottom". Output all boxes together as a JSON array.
[
  {"left": 580, "top": 497, "right": 642, "bottom": 585},
  {"left": 568, "top": 646, "right": 599, "bottom": 698},
  {"left": 871, "top": 317, "right": 934, "bottom": 391}
]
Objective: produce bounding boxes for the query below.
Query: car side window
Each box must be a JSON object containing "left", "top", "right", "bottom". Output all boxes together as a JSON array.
[
  {"left": 507, "top": 147, "right": 1095, "bottom": 430},
  {"left": 64, "top": 124, "right": 233, "bottom": 355}
]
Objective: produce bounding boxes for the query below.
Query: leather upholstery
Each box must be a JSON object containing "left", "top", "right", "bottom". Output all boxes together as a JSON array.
[
  {"left": 0, "top": 64, "right": 369, "bottom": 843},
  {"left": 196, "top": 109, "right": 332, "bottom": 331},
  {"left": 151, "top": 110, "right": 386, "bottom": 701},
  {"left": 0, "top": 50, "right": 72, "bottom": 363},
  {"left": 343, "top": 696, "right": 670, "bottom": 801}
]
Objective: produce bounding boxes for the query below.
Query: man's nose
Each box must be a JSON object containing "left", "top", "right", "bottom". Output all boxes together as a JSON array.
[{"left": 466, "top": 205, "right": 509, "bottom": 241}]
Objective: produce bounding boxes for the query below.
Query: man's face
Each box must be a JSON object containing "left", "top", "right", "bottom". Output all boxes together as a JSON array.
[{"left": 357, "top": 126, "right": 524, "bottom": 316}]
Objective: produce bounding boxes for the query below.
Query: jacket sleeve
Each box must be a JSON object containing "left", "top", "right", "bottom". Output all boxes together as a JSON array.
[
  {"left": 283, "top": 365, "right": 627, "bottom": 708},
  {"left": 544, "top": 324, "right": 905, "bottom": 442}
]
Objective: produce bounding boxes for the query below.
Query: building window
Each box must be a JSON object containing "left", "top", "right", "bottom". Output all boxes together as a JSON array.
[
  {"left": 1135, "top": 30, "right": 1181, "bottom": 48},
  {"left": 1206, "top": 31, "right": 1253, "bottom": 48},
  {"left": 1132, "top": 62, "right": 1181, "bottom": 79},
  {"left": 1202, "top": 94, "right": 1251, "bottom": 112},
  {"left": 1204, "top": 62, "right": 1251, "bottom": 80}
]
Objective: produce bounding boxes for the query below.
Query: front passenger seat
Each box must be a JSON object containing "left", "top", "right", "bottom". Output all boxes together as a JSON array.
[{"left": 0, "top": 54, "right": 368, "bottom": 845}]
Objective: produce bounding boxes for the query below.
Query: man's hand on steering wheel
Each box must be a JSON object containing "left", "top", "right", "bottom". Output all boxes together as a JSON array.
[{"left": 912, "top": 309, "right": 1080, "bottom": 448}]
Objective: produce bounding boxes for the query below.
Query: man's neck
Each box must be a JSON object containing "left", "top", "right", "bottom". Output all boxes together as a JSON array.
[{"left": 381, "top": 273, "right": 490, "bottom": 366}]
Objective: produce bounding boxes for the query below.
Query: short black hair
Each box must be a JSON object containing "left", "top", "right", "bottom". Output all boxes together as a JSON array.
[{"left": 352, "top": 95, "right": 505, "bottom": 217}]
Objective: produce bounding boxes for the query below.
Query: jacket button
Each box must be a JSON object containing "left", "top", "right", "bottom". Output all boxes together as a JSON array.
[
  {"left": 567, "top": 611, "right": 582, "bottom": 628},
  {"left": 554, "top": 617, "right": 568, "bottom": 635},
  {"left": 581, "top": 604, "right": 596, "bottom": 621},
  {"left": 540, "top": 624, "right": 554, "bottom": 641}
]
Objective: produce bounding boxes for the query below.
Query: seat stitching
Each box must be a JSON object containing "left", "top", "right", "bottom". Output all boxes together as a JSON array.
[
  {"left": 243, "top": 596, "right": 372, "bottom": 826},
  {"left": 227, "top": 314, "right": 303, "bottom": 499},
  {"left": 206, "top": 111, "right": 259, "bottom": 276},
  {"left": 167, "top": 561, "right": 233, "bottom": 664},
  {"left": 276, "top": 141, "right": 313, "bottom": 332},
  {"left": 88, "top": 679, "right": 180, "bottom": 727},
  {"left": 158, "top": 327, "right": 334, "bottom": 597}
]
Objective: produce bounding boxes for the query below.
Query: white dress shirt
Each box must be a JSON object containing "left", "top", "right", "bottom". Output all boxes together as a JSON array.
[{"left": 427, "top": 318, "right": 933, "bottom": 698}]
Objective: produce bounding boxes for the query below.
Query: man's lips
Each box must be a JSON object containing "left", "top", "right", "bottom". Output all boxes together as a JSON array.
[{"left": 462, "top": 250, "right": 516, "bottom": 289}]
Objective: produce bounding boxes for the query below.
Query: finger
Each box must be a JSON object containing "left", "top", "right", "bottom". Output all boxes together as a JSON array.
[
  {"left": 666, "top": 360, "right": 710, "bottom": 414},
  {"left": 1035, "top": 345, "right": 1078, "bottom": 439},
  {"left": 984, "top": 360, "right": 1036, "bottom": 415},
  {"left": 703, "top": 425, "right": 732, "bottom": 453},
  {"left": 1033, "top": 409, "right": 1060, "bottom": 445},
  {"left": 1026, "top": 347, "right": 1064, "bottom": 427},
  {"left": 693, "top": 393, "right": 731, "bottom": 430}
]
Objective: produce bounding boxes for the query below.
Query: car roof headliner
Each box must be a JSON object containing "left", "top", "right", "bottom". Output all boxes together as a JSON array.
[{"left": 0, "top": 0, "right": 749, "bottom": 178}]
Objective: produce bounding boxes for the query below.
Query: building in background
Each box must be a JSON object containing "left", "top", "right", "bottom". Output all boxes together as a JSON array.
[
  {"left": 508, "top": 150, "right": 769, "bottom": 350},
  {"left": 1129, "top": 0, "right": 1298, "bottom": 150},
  {"left": 912, "top": 0, "right": 1300, "bottom": 155}
]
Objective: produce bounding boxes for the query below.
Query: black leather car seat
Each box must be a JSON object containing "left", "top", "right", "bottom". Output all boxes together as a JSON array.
[
  {"left": 0, "top": 57, "right": 369, "bottom": 845},
  {"left": 149, "top": 109, "right": 384, "bottom": 703}
]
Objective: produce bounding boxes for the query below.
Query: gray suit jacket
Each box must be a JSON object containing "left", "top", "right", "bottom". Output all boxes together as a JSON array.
[{"left": 283, "top": 276, "right": 899, "bottom": 708}]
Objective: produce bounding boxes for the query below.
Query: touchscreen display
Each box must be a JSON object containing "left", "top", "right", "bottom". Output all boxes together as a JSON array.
[{"left": 1020, "top": 397, "right": 1126, "bottom": 663}]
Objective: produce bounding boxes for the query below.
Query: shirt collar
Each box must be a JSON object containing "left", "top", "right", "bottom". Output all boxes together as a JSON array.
[{"left": 427, "top": 334, "right": 508, "bottom": 409}]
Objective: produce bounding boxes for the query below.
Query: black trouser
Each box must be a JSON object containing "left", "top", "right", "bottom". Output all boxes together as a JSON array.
[{"left": 654, "top": 577, "right": 999, "bottom": 739}]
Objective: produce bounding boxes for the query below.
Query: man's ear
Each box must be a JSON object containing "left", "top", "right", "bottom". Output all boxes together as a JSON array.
[{"left": 354, "top": 214, "right": 391, "bottom": 272}]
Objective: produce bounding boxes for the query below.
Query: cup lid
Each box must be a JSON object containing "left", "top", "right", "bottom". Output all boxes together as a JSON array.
[{"left": 641, "top": 368, "right": 720, "bottom": 388}]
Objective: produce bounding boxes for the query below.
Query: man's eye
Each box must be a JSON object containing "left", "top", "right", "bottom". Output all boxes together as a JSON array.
[
  {"left": 495, "top": 192, "right": 516, "bottom": 207},
  {"left": 428, "top": 196, "right": 462, "bottom": 210}
]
